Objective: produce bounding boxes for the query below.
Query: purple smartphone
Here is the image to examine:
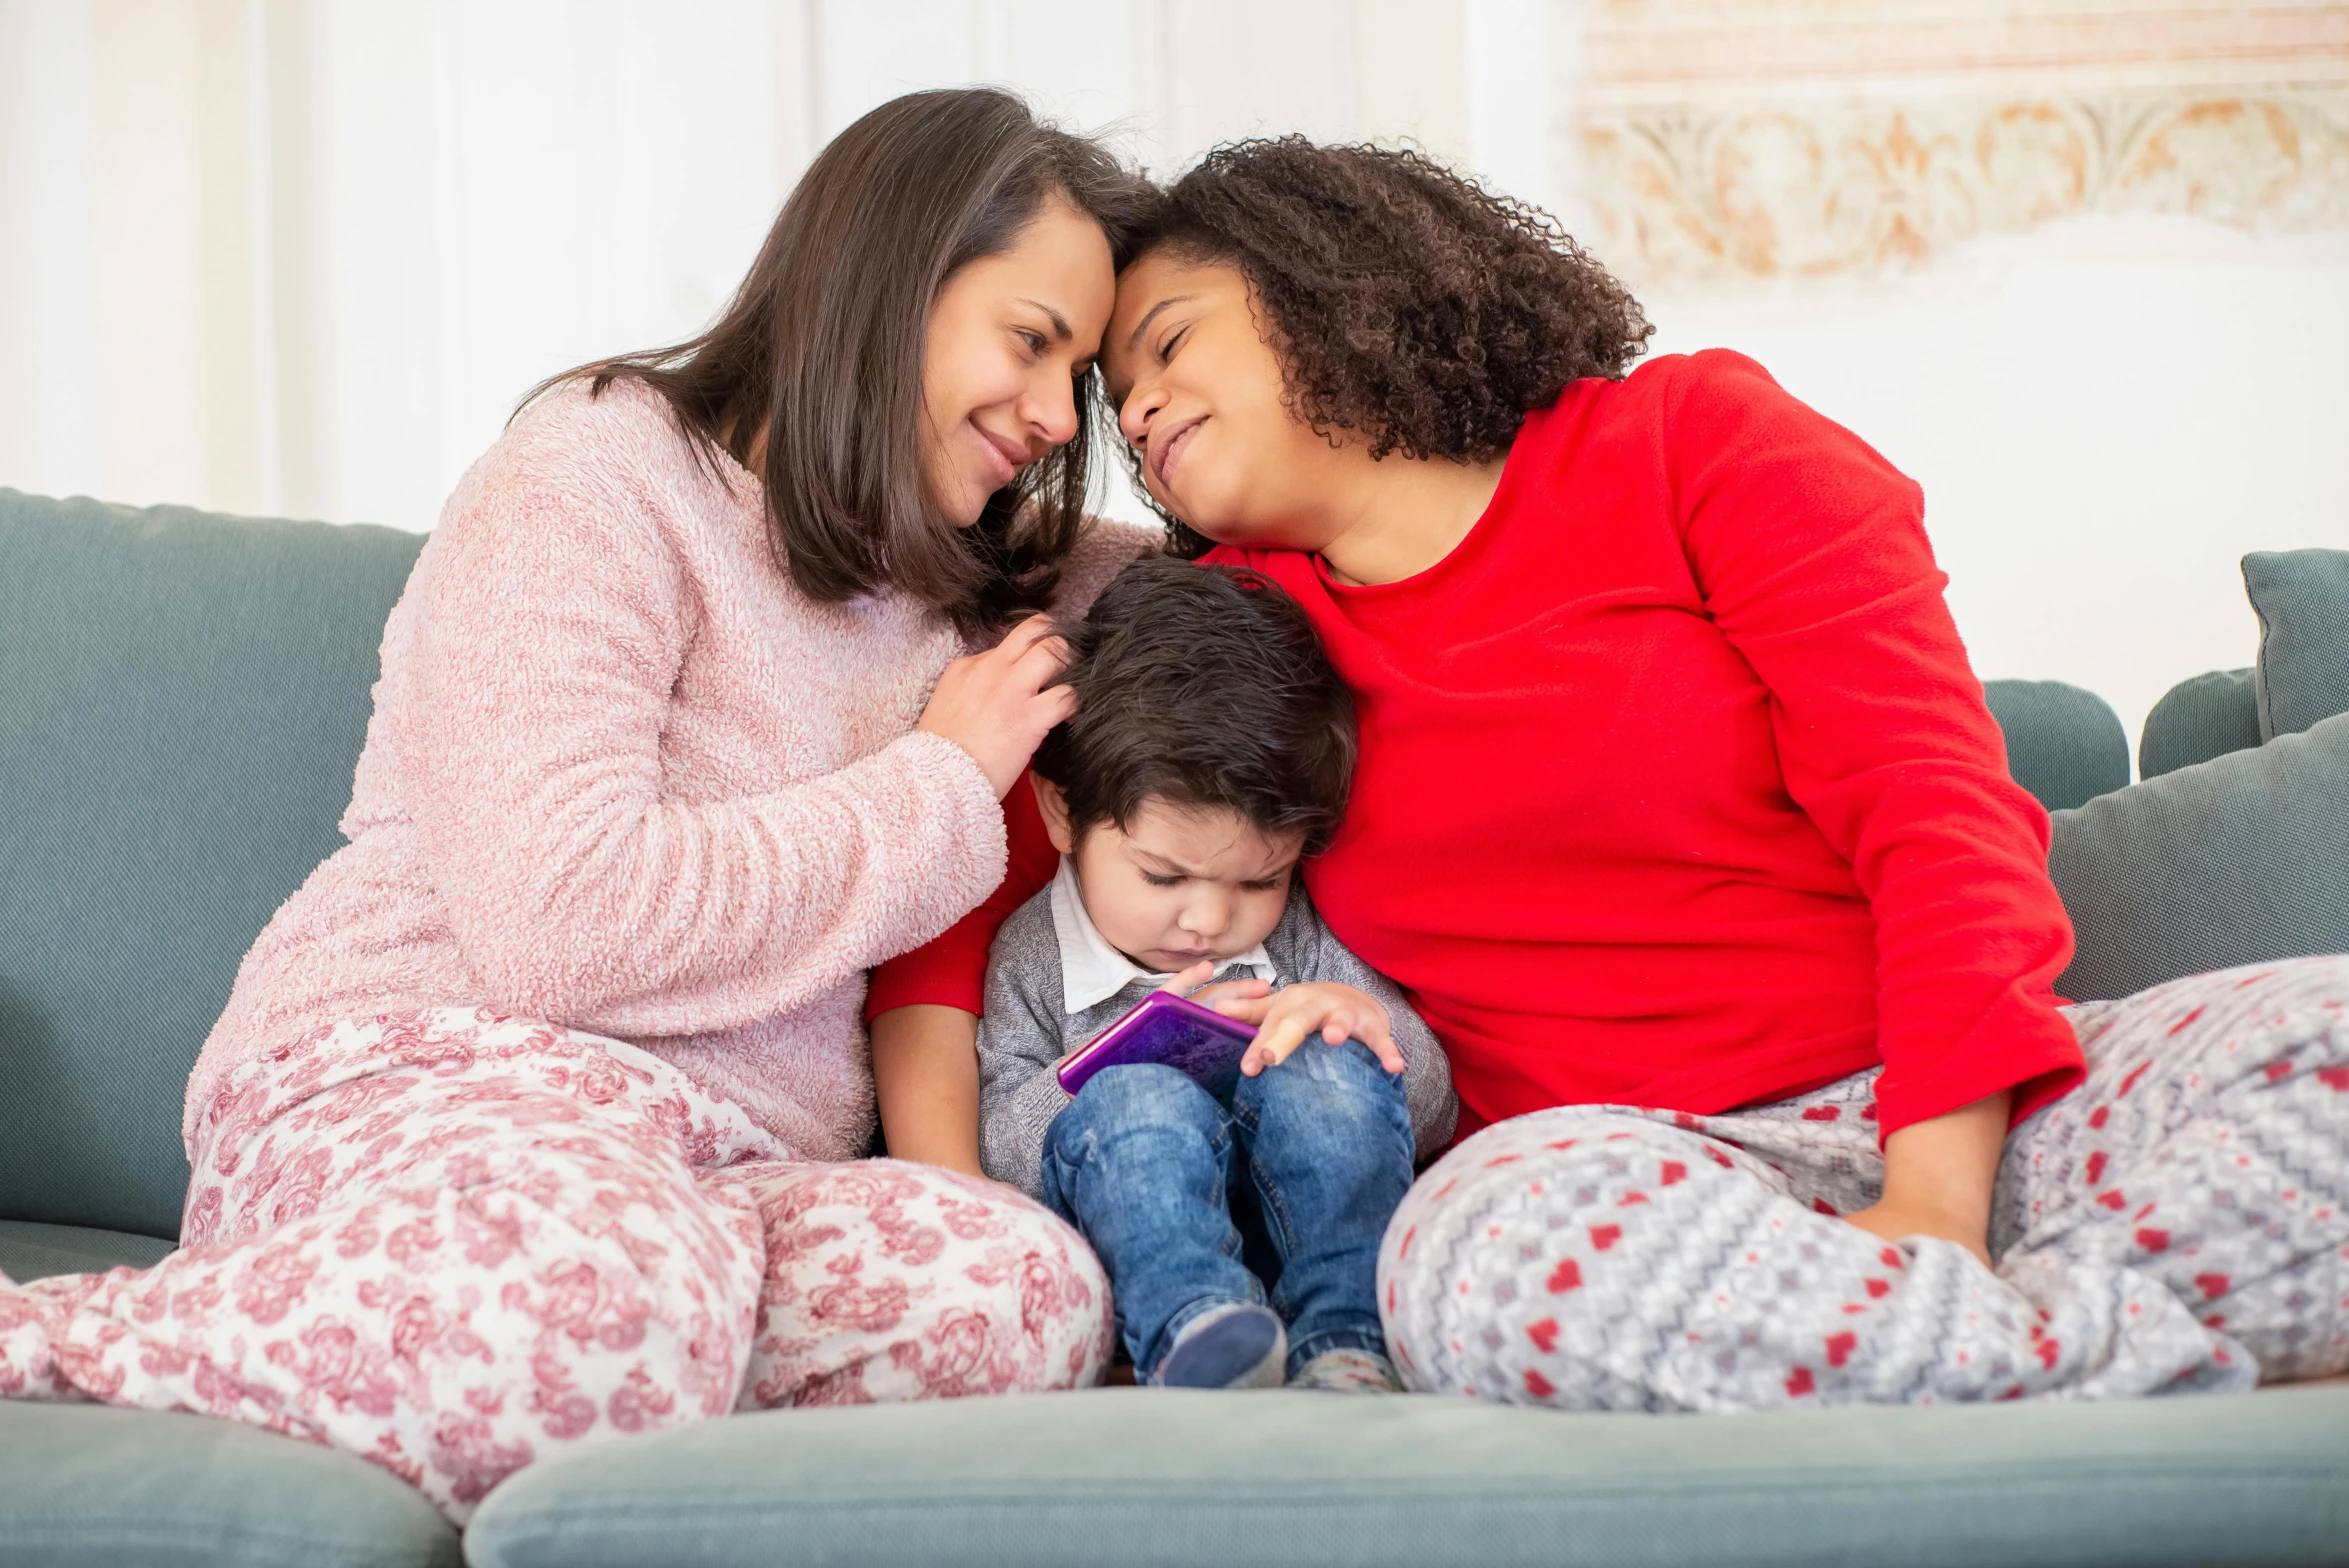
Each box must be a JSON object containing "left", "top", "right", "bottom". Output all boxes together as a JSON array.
[{"left": 1056, "top": 989, "right": 1259, "bottom": 1100}]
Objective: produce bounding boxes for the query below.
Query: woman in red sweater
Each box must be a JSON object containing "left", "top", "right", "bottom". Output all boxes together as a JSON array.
[{"left": 875, "top": 139, "right": 2349, "bottom": 1406}]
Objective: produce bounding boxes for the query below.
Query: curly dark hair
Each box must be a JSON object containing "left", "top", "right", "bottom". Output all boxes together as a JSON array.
[{"left": 1130, "top": 138, "right": 1652, "bottom": 553}]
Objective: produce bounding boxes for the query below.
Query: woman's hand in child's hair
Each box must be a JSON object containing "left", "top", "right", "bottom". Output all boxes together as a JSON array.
[
  {"left": 917, "top": 615, "right": 1076, "bottom": 798},
  {"left": 1213, "top": 982, "right": 1406, "bottom": 1078}
]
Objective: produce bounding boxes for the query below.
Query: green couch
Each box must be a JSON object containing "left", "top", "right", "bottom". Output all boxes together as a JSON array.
[{"left": 3, "top": 487, "right": 2345, "bottom": 1568}]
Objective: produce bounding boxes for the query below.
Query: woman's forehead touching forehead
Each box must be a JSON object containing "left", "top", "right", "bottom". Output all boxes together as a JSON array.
[
  {"left": 1109, "top": 255, "right": 1217, "bottom": 362},
  {"left": 1009, "top": 199, "right": 1116, "bottom": 340},
  {"left": 1111, "top": 248, "right": 1184, "bottom": 319}
]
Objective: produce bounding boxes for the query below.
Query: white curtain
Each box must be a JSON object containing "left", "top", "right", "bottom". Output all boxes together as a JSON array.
[
  {"left": 0, "top": 0, "right": 1548, "bottom": 533},
  {"left": 4, "top": 0, "right": 2345, "bottom": 739}
]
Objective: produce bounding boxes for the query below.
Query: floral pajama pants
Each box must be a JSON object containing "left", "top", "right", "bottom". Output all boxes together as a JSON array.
[
  {"left": 0, "top": 1009, "right": 1111, "bottom": 1521},
  {"left": 1381, "top": 956, "right": 2349, "bottom": 1408}
]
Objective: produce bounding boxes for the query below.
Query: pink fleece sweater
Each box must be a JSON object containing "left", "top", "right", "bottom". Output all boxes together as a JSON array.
[{"left": 191, "top": 378, "right": 1148, "bottom": 1161}]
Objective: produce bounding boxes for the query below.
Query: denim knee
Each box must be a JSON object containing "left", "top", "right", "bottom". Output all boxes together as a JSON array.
[
  {"left": 1042, "top": 1066, "right": 1227, "bottom": 1204},
  {"left": 1055, "top": 1063, "right": 1226, "bottom": 1140},
  {"left": 1235, "top": 1039, "right": 1410, "bottom": 1140}
]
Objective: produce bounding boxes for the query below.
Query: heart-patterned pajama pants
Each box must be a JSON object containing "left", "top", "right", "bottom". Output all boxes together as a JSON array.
[
  {"left": 0, "top": 1008, "right": 1112, "bottom": 1521},
  {"left": 1381, "top": 956, "right": 2349, "bottom": 1408}
]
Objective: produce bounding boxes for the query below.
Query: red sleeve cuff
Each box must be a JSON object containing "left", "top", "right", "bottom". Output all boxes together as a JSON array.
[
  {"left": 2006, "top": 1060, "right": 2085, "bottom": 1129},
  {"left": 1871, "top": 993, "right": 2085, "bottom": 1142},
  {"left": 865, "top": 920, "right": 992, "bottom": 1017}
]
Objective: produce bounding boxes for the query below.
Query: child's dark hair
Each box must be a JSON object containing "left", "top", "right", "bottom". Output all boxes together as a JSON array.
[{"left": 1032, "top": 557, "right": 1355, "bottom": 855}]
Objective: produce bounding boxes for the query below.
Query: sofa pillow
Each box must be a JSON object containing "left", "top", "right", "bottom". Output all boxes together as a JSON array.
[
  {"left": 0, "top": 1404, "right": 459, "bottom": 1568},
  {"left": 2244, "top": 548, "right": 2349, "bottom": 741},
  {"left": 2050, "top": 709, "right": 2349, "bottom": 1002},
  {"left": 2138, "top": 668, "right": 2262, "bottom": 780}
]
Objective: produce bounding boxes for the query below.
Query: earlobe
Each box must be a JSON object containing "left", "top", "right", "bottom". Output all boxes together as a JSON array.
[{"left": 1031, "top": 774, "right": 1078, "bottom": 855}]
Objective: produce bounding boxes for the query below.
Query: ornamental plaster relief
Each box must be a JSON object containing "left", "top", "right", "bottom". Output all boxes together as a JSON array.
[{"left": 1570, "top": 0, "right": 2349, "bottom": 281}]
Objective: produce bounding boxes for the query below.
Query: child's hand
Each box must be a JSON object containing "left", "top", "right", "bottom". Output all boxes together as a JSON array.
[
  {"left": 1212, "top": 982, "right": 1405, "bottom": 1077},
  {"left": 1157, "top": 960, "right": 1272, "bottom": 1013}
]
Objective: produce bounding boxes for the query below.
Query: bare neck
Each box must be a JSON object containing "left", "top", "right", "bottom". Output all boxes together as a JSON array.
[{"left": 1312, "top": 449, "right": 1510, "bottom": 587}]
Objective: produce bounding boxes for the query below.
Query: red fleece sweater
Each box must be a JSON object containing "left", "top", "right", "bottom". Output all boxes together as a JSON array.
[{"left": 871, "top": 350, "right": 2084, "bottom": 1142}]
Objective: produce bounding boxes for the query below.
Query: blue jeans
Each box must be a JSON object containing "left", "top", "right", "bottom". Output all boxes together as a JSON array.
[{"left": 1040, "top": 1040, "right": 1413, "bottom": 1382}]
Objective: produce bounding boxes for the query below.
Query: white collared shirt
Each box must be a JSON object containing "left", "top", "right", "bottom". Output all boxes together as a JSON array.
[{"left": 1047, "top": 856, "right": 1277, "bottom": 1016}]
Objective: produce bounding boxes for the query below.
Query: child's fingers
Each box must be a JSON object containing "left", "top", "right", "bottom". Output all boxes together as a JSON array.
[
  {"left": 1264, "top": 1016, "right": 1309, "bottom": 1064},
  {"left": 1155, "top": 960, "right": 1215, "bottom": 995},
  {"left": 1241, "top": 1015, "right": 1310, "bottom": 1075},
  {"left": 1346, "top": 1010, "right": 1406, "bottom": 1074},
  {"left": 1319, "top": 1009, "right": 1405, "bottom": 1073},
  {"left": 1205, "top": 989, "right": 1273, "bottom": 1021}
]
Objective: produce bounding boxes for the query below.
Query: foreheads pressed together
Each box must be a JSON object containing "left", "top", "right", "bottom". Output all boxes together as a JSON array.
[{"left": 539, "top": 97, "right": 1655, "bottom": 630}]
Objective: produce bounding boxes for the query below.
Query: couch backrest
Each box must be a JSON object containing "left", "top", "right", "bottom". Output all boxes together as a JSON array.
[
  {"left": 2140, "top": 668, "right": 2263, "bottom": 781},
  {"left": 1980, "top": 679, "right": 2130, "bottom": 811},
  {"left": 0, "top": 489, "right": 424, "bottom": 1238},
  {"left": 2139, "top": 550, "right": 2349, "bottom": 780}
]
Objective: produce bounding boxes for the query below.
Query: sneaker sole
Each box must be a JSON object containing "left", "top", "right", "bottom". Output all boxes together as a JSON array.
[{"left": 1159, "top": 1307, "right": 1285, "bottom": 1389}]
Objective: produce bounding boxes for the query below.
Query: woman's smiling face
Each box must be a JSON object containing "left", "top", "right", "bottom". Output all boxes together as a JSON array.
[
  {"left": 921, "top": 195, "right": 1117, "bottom": 528},
  {"left": 1103, "top": 251, "right": 1351, "bottom": 552}
]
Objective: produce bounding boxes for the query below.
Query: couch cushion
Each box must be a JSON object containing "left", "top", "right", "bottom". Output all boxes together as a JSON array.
[
  {"left": 2245, "top": 548, "right": 2349, "bottom": 741},
  {"left": 0, "top": 1220, "right": 174, "bottom": 1282},
  {"left": 2051, "top": 710, "right": 2349, "bottom": 1002},
  {"left": 2138, "top": 667, "right": 2263, "bottom": 780},
  {"left": 1980, "top": 679, "right": 2130, "bottom": 810},
  {"left": 0, "top": 490, "right": 423, "bottom": 1237},
  {"left": 465, "top": 1385, "right": 2349, "bottom": 1568},
  {"left": 0, "top": 1403, "right": 458, "bottom": 1568}
]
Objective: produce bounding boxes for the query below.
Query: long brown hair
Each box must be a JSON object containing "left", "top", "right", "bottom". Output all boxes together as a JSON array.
[{"left": 540, "top": 89, "right": 1154, "bottom": 633}]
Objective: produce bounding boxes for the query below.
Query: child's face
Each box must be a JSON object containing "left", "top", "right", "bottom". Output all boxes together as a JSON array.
[{"left": 1037, "top": 784, "right": 1302, "bottom": 974}]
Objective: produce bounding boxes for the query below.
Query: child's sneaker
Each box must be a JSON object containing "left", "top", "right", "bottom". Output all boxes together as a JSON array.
[
  {"left": 1287, "top": 1349, "right": 1403, "bottom": 1393},
  {"left": 1156, "top": 1302, "right": 1287, "bottom": 1389}
]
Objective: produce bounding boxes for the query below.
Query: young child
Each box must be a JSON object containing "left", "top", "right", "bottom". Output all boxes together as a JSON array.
[{"left": 977, "top": 556, "right": 1456, "bottom": 1392}]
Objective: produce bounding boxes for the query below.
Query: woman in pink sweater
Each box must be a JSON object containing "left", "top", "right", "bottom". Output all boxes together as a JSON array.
[{"left": 0, "top": 89, "right": 1152, "bottom": 1520}]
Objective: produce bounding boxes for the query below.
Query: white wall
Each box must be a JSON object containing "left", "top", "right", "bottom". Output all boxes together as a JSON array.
[
  {"left": 1, "top": 0, "right": 1465, "bottom": 528},
  {"left": 1643, "top": 217, "right": 2349, "bottom": 743},
  {"left": 4, "top": 0, "right": 2345, "bottom": 753}
]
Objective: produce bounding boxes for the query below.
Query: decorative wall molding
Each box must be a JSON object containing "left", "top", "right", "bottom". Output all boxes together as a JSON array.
[{"left": 1571, "top": 1, "right": 2349, "bottom": 282}]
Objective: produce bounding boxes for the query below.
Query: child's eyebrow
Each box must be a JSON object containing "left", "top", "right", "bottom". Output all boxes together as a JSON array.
[
  {"left": 1132, "top": 845, "right": 1295, "bottom": 882},
  {"left": 1132, "top": 848, "right": 1201, "bottom": 878}
]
